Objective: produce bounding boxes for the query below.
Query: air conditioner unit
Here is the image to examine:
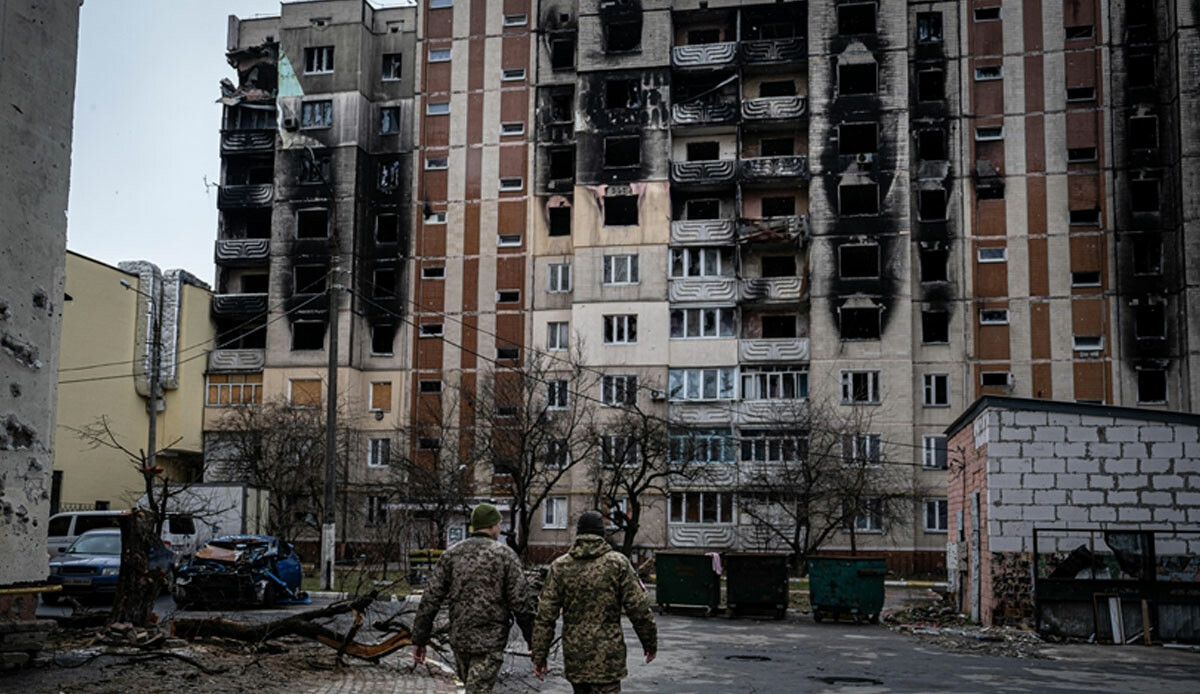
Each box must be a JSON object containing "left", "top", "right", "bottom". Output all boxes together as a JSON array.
[
  {"left": 650, "top": 389, "right": 667, "bottom": 402},
  {"left": 282, "top": 116, "right": 299, "bottom": 131}
]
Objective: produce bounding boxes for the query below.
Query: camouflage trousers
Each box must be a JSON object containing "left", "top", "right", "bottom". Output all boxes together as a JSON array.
[
  {"left": 571, "top": 683, "right": 621, "bottom": 694},
  {"left": 452, "top": 650, "right": 505, "bottom": 694}
]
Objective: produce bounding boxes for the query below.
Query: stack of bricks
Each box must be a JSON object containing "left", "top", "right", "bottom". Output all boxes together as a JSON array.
[{"left": 0, "top": 593, "right": 53, "bottom": 671}]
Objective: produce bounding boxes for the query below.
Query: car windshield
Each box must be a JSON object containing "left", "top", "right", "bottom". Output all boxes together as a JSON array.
[{"left": 68, "top": 534, "right": 121, "bottom": 555}]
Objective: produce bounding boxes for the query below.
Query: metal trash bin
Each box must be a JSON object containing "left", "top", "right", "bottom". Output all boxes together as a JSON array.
[
  {"left": 654, "top": 552, "right": 721, "bottom": 616},
  {"left": 724, "top": 552, "right": 789, "bottom": 620},
  {"left": 807, "top": 555, "right": 886, "bottom": 624}
]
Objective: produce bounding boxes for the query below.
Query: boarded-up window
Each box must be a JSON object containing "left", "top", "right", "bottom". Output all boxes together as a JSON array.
[
  {"left": 206, "top": 372, "right": 264, "bottom": 406},
  {"left": 370, "top": 381, "right": 393, "bottom": 412},
  {"left": 290, "top": 379, "right": 322, "bottom": 408}
]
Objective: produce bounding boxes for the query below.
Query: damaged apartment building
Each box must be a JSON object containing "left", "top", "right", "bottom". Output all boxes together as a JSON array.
[{"left": 205, "top": 0, "right": 1200, "bottom": 566}]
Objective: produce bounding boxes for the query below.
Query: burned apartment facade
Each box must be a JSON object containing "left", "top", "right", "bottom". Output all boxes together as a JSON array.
[{"left": 205, "top": 0, "right": 1200, "bottom": 564}]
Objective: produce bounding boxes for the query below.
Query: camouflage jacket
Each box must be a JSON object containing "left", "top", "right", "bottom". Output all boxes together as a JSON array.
[
  {"left": 411, "top": 532, "right": 535, "bottom": 654},
  {"left": 531, "top": 535, "right": 657, "bottom": 683}
]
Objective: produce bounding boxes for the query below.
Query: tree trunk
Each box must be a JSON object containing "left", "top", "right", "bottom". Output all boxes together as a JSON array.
[{"left": 109, "top": 508, "right": 166, "bottom": 627}]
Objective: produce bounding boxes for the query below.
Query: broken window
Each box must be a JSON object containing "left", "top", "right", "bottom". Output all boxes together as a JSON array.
[
  {"left": 1128, "top": 53, "right": 1155, "bottom": 87},
  {"left": 761, "top": 255, "right": 796, "bottom": 278},
  {"left": 305, "top": 46, "right": 334, "bottom": 74},
  {"left": 688, "top": 28, "right": 721, "bottom": 44},
  {"left": 603, "top": 314, "right": 638, "bottom": 344},
  {"left": 920, "top": 246, "right": 948, "bottom": 282},
  {"left": 497, "top": 289, "right": 520, "bottom": 304},
  {"left": 923, "top": 373, "right": 950, "bottom": 406},
  {"left": 380, "top": 107, "right": 400, "bottom": 134},
  {"left": 1130, "top": 179, "right": 1160, "bottom": 212},
  {"left": 604, "top": 195, "right": 638, "bottom": 225},
  {"left": 840, "top": 307, "right": 881, "bottom": 340},
  {"left": 978, "top": 183, "right": 1005, "bottom": 200},
  {"left": 978, "top": 247, "right": 1007, "bottom": 263},
  {"left": 225, "top": 105, "right": 276, "bottom": 131},
  {"left": 922, "top": 311, "right": 949, "bottom": 343},
  {"left": 760, "top": 315, "right": 796, "bottom": 339},
  {"left": 917, "top": 130, "right": 946, "bottom": 160},
  {"left": 839, "top": 245, "right": 880, "bottom": 279},
  {"left": 1066, "top": 86, "right": 1096, "bottom": 102},
  {"left": 296, "top": 209, "right": 329, "bottom": 238},
  {"left": 1132, "top": 236, "right": 1162, "bottom": 275},
  {"left": 549, "top": 148, "right": 575, "bottom": 179},
  {"left": 380, "top": 161, "right": 402, "bottom": 190},
  {"left": 419, "top": 379, "right": 442, "bottom": 394},
  {"left": 382, "top": 53, "right": 402, "bottom": 81},
  {"left": 376, "top": 213, "right": 399, "bottom": 244},
  {"left": 605, "top": 79, "right": 641, "bottom": 109},
  {"left": 685, "top": 199, "right": 721, "bottom": 219},
  {"left": 371, "top": 324, "right": 394, "bottom": 355},
  {"left": 1137, "top": 369, "right": 1167, "bottom": 403},
  {"left": 549, "top": 206, "right": 572, "bottom": 236},
  {"left": 918, "top": 68, "right": 944, "bottom": 101},
  {"left": 218, "top": 319, "right": 266, "bottom": 350},
  {"left": 420, "top": 323, "right": 444, "bottom": 338},
  {"left": 422, "top": 266, "right": 445, "bottom": 280},
  {"left": 1069, "top": 209, "right": 1100, "bottom": 226},
  {"left": 980, "top": 372, "right": 1011, "bottom": 388},
  {"left": 1135, "top": 303, "right": 1166, "bottom": 339},
  {"left": 294, "top": 265, "right": 327, "bottom": 294},
  {"left": 549, "top": 91, "right": 574, "bottom": 123},
  {"left": 975, "top": 125, "right": 1004, "bottom": 141},
  {"left": 1065, "top": 25, "right": 1094, "bottom": 40},
  {"left": 918, "top": 189, "right": 947, "bottom": 221},
  {"left": 497, "top": 346, "right": 520, "bottom": 360},
  {"left": 241, "top": 274, "right": 269, "bottom": 294},
  {"left": 669, "top": 247, "right": 724, "bottom": 278},
  {"left": 1129, "top": 116, "right": 1158, "bottom": 149},
  {"left": 922, "top": 436, "right": 948, "bottom": 468},
  {"left": 840, "top": 183, "right": 879, "bottom": 216},
  {"left": 974, "top": 6, "right": 1000, "bottom": 21},
  {"left": 604, "top": 136, "right": 640, "bottom": 168},
  {"left": 841, "top": 370, "right": 880, "bottom": 403},
  {"left": 604, "top": 19, "right": 642, "bottom": 52},
  {"left": 980, "top": 308, "right": 1009, "bottom": 325},
  {"left": 550, "top": 34, "right": 575, "bottom": 69},
  {"left": 603, "top": 254, "right": 639, "bottom": 284},
  {"left": 372, "top": 268, "right": 396, "bottom": 298},
  {"left": 759, "top": 80, "right": 796, "bottom": 97},
  {"left": 839, "top": 123, "right": 878, "bottom": 155},
  {"left": 1068, "top": 147, "right": 1098, "bottom": 162},
  {"left": 760, "top": 137, "right": 794, "bottom": 157},
  {"left": 761, "top": 196, "right": 795, "bottom": 217},
  {"left": 838, "top": 3, "right": 876, "bottom": 35},
  {"left": 686, "top": 141, "right": 719, "bottom": 161},
  {"left": 917, "top": 12, "right": 943, "bottom": 43},
  {"left": 300, "top": 100, "right": 333, "bottom": 129},
  {"left": 838, "top": 63, "right": 877, "bottom": 95},
  {"left": 974, "top": 65, "right": 1003, "bottom": 81},
  {"left": 670, "top": 308, "right": 736, "bottom": 339},
  {"left": 298, "top": 154, "right": 330, "bottom": 185},
  {"left": 291, "top": 321, "right": 326, "bottom": 351}
]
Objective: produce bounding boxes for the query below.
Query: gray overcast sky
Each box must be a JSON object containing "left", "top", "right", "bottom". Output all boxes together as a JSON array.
[{"left": 67, "top": 1, "right": 409, "bottom": 286}]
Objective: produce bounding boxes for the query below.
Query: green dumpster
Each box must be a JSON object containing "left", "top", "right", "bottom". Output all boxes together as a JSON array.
[
  {"left": 724, "top": 552, "right": 789, "bottom": 620},
  {"left": 807, "top": 555, "right": 886, "bottom": 624},
  {"left": 654, "top": 552, "right": 720, "bottom": 616}
]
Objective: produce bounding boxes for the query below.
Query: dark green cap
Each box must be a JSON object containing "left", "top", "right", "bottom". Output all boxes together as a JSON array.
[{"left": 470, "top": 503, "right": 502, "bottom": 531}]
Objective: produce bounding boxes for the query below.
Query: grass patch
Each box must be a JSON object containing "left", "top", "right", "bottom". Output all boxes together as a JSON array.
[{"left": 300, "top": 567, "right": 412, "bottom": 598}]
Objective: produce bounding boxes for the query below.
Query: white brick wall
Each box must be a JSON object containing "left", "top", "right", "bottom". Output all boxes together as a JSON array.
[{"left": 982, "top": 407, "right": 1200, "bottom": 553}]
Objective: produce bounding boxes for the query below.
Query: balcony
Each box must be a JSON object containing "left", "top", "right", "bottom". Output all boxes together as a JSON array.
[
  {"left": 672, "top": 42, "right": 738, "bottom": 69},
  {"left": 670, "top": 159, "right": 737, "bottom": 186},
  {"left": 741, "top": 96, "right": 807, "bottom": 122},
  {"left": 207, "top": 349, "right": 265, "bottom": 372},
  {"left": 740, "top": 277, "right": 804, "bottom": 303},
  {"left": 214, "top": 238, "right": 270, "bottom": 266},
  {"left": 221, "top": 131, "right": 275, "bottom": 153},
  {"left": 668, "top": 402, "right": 734, "bottom": 427},
  {"left": 739, "top": 338, "right": 810, "bottom": 363},
  {"left": 668, "top": 523, "right": 736, "bottom": 549},
  {"left": 212, "top": 293, "right": 269, "bottom": 317},
  {"left": 668, "top": 277, "right": 738, "bottom": 303},
  {"left": 672, "top": 99, "right": 739, "bottom": 127},
  {"left": 217, "top": 184, "right": 274, "bottom": 209},
  {"left": 741, "top": 37, "right": 805, "bottom": 64},
  {"left": 545, "top": 177, "right": 574, "bottom": 194},
  {"left": 737, "top": 216, "right": 808, "bottom": 244},
  {"left": 671, "top": 219, "right": 736, "bottom": 246},
  {"left": 740, "top": 156, "right": 808, "bottom": 181}
]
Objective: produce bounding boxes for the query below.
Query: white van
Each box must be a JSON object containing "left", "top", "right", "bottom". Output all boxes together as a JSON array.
[{"left": 46, "top": 510, "right": 124, "bottom": 555}]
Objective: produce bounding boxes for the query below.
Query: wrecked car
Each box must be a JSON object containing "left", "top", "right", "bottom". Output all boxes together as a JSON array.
[{"left": 173, "top": 534, "right": 305, "bottom": 608}]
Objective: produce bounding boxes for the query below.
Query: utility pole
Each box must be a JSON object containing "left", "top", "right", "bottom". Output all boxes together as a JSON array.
[{"left": 120, "top": 278, "right": 162, "bottom": 518}]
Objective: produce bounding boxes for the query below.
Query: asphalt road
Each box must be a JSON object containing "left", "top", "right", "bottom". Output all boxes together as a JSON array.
[{"left": 36, "top": 592, "right": 340, "bottom": 624}]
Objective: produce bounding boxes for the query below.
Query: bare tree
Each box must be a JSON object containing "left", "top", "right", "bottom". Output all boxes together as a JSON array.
[
  {"left": 469, "top": 348, "right": 600, "bottom": 559},
  {"left": 734, "top": 398, "right": 926, "bottom": 571}
]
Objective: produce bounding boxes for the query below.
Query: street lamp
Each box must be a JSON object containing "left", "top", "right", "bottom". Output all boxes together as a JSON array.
[{"left": 120, "top": 279, "right": 163, "bottom": 478}]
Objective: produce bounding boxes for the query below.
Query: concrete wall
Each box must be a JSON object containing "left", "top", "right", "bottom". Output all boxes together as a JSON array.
[{"left": 0, "top": 0, "right": 81, "bottom": 594}]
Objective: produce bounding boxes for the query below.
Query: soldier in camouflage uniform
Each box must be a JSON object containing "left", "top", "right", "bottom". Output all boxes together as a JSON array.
[
  {"left": 531, "top": 511, "right": 657, "bottom": 693},
  {"left": 412, "top": 503, "right": 534, "bottom": 693}
]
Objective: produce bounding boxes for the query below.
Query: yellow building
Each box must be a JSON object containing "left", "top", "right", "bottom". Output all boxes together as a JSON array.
[{"left": 53, "top": 252, "right": 214, "bottom": 511}]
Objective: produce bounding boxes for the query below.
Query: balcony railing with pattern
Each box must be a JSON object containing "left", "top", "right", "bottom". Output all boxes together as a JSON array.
[
  {"left": 739, "top": 277, "right": 804, "bottom": 303},
  {"left": 668, "top": 277, "right": 738, "bottom": 303},
  {"left": 740, "top": 155, "right": 809, "bottom": 181},
  {"left": 208, "top": 349, "right": 266, "bottom": 372},
  {"left": 738, "top": 338, "right": 810, "bottom": 363},
  {"left": 670, "top": 219, "right": 736, "bottom": 246},
  {"left": 212, "top": 293, "right": 269, "bottom": 317},
  {"left": 741, "top": 96, "right": 807, "bottom": 122},
  {"left": 737, "top": 216, "right": 808, "bottom": 244},
  {"left": 672, "top": 42, "right": 738, "bottom": 68},
  {"left": 672, "top": 99, "right": 739, "bottom": 126},
  {"left": 217, "top": 184, "right": 274, "bottom": 209},
  {"left": 220, "top": 131, "right": 275, "bottom": 153},
  {"left": 670, "top": 159, "right": 738, "bottom": 186},
  {"left": 214, "top": 238, "right": 270, "bottom": 266},
  {"left": 741, "top": 37, "right": 805, "bottom": 64}
]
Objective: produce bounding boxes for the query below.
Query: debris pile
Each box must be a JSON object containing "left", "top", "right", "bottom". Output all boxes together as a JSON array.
[{"left": 885, "top": 598, "right": 1045, "bottom": 659}]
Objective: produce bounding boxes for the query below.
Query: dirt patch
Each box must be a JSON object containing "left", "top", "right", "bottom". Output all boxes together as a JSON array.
[{"left": 885, "top": 599, "right": 1046, "bottom": 659}]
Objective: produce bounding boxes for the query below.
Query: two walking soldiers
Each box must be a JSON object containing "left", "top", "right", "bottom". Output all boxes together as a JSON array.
[{"left": 412, "top": 505, "right": 658, "bottom": 693}]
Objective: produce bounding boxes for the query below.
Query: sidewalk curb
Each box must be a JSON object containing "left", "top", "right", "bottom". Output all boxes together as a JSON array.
[
  {"left": 884, "top": 580, "right": 948, "bottom": 589},
  {"left": 307, "top": 591, "right": 349, "bottom": 600}
]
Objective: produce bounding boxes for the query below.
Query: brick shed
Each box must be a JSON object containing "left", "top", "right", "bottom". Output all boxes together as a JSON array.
[{"left": 944, "top": 397, "right": 1200, "bottom": 637}]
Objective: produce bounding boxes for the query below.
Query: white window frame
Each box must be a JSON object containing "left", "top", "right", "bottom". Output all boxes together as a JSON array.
[
  {"left": 925, "top": 498, "right": 949, "bottom": 533},
  {"left": 974, "top": 65, "right": 1003, "bottom": 81},
  {"left": 977, "top": 247, "right": 1007, "bottom": 263},
  {"left": 923, "top": 373, "right": 950, "bottom": 407},
  {"left": 497, "top": 233, "right": 522, "bottom": 247},
  {"left": 741, "top": 366, "right": 809, "bottom": 401},
  {"left": 425, "top": 211, "right": 447, "bottom": 224},
  {"left": 1071, "top": 271, "right": 1102, "bottom": 287},
  {"left": 425, "top": 156, "right": 449, "bottom": 170},
  {"left": 973, "top": 6, "right": 1001, "bottom": 22},
  {"left": 669, "top": 247, "right": 724, "bottom": 279},
  {"left": 851, "top": 499, "right": 884, "bottom": 532},
  {"left": 1073, "top": 335, "right": 1103, "bottom": 351},
  {"left": 546, "top": 439, "right": 571, "bottom": 467},
  {"left": 980, "top": 308, "right": 1009, "bottom": 325},
  {"left": 430, "top": 0, "right": 453, "bottom": 8},
  {"left": 981, "top": 371, "right": 1013, "bottom": 388},
  {"left": 738, "top": 430, "right": 805, "bottom": 463},
  {"left": 922, "top": 435, "right": 947, "bottom": 469},
  {"left": 974, "top": 125, "right": 1004, "bottom": 141},
  {"left": 602, "top": 374, "right": 638, "bottom": 407},
  {"left": 428, "top": 48, "right": 451, "bottom": 63},
  {"left": 547, "top": 263, "right": 572, "bottom": 293},
  {"left": 503, "top": 13, "right": 528, "bottom": 26},
  {"left": 842, "top": 434, "right": 882, "bottom": 466},
  {"left": 500, "top": 121, "right": 525, "bottom": 136},
  {"left": 368, "top": 438, "right": 391, "bottom": 468},
  {"left": 426, "top": 101, "right": 450, "bottom": 115},
  {"left": 542, "top": 497, "right": 568, "bottom": 529},
  {"left": 366, "top": 495, "right": 388, "bottom": 526},
  {"left": 382, "top": 53, "right": 403, "bottom": 81},
  {"left": 669, "top": 491, "right": 734, "bottom": 525},
  {"left": 603, "top": 314, "right": 638, "bottom": 345},
  {"left": 421, "top": 266, "right": 446, "bottom": 280},
  {"left": 300, "top": 100, "right": 333, "bottom": 129},
  {"left": 1066, "top": 86, "right": 1097, "bottom": 102},
  {"left": 501, "top": 67, "right": 526, "bottom": 81},
  {"left": 499, "top": 177, "right": 523, "bottom": 191},
  {"left": 419, "top": 323, "right": 444, "bottom": 338},
  {"left": 602, "top": 434, "right": 639, "bottom": 467},
  {"left": 304, "top": 46, "right": 334, "bottom": 74},
  {"left": 840, "top": 370, "right": 881, "bottom": 404},
  {"left": 667, "top": 367, "right": 737, "bottom": 402},
  {"left": 547, "top": 380, "right": 569, "bottom": 410},
  {"left": 669, "top": 307, "right": 736, "bottom": 339},
  {"left": 547, "top": 321, "right": 570, "bottom": 351},
  {"left": 496, "top": 289, "right": 521, "bottom": 304},
  {"left": 205, "top": 373, "right": 263, "bottom": 407},
  {"left": 602, "top": 254, "right": 639, "bottom": 285}
]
